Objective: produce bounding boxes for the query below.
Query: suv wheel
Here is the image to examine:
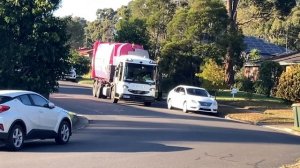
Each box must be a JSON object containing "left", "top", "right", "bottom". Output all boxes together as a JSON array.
[
  {"left": 6, "top": 125, "right": 24, "bottom": 151},
  {"left": 55, "top": 121, "right": 71, "bottom": 144}
]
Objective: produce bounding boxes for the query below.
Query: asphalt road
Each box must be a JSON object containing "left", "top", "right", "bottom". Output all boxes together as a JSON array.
[{"left": 1, "top": 81, "right": 300, "bottom": 168}]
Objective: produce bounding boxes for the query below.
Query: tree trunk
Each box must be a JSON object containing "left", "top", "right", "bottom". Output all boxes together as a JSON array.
[{"left": 225, "top": 0, "right": 239, "bottom": 87}]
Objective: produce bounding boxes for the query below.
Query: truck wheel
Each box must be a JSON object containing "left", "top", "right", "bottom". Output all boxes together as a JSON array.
[
  {"left": 93, "top": 82, "right": 98, "bottom": 97},
  {"left": 111, "top": 88, "right": 118, "bottom": 103},
  {"left": 96, "top": 85, "right": 102, "bottom": 98},
  {"left": 144, "top": 102, "right": 151, "bottom": 106}
]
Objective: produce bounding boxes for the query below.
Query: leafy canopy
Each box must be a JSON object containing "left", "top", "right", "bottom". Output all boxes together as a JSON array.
[{"left": 0, "top": 0, "right": 70, "bottom": 97}]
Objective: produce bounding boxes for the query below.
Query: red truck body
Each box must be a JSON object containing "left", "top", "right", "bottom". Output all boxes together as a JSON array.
[{"left": 91, "top": 42, "right": 145, "bottom": 82}]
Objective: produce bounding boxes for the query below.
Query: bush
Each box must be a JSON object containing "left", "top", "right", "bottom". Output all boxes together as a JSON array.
[
  {"left": 235, "top": 78, "right": 254, "bottom": 93},
  {"left": 69, "top": 50, "right": 90, "bottom": 76},
  {"left": 196, "top": 59, "right": 226, "bottom": 90},
  {"left": 276, "top": 65, "right": 300, "bottom": 102},
  {"left": 254, "top": 80, "right": 269, "bottom": 95},
  {"left": 255, "top": 61, "right": 282, "bottom": 96}
]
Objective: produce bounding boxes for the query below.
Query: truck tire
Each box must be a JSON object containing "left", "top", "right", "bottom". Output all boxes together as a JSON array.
[
  {"left": 96, "top": 85, "right": 101, "bottom": 98},
  {"left": 144, "top": 102, "right": 151, "bottom": 106},
  {"left": 93, "top": 81, "right": 98, "bottom": 97},
  {"left": 111, "top": 87, "right": 118, "bottom": 103}
]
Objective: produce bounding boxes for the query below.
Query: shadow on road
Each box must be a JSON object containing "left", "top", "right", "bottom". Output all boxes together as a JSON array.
[{"left": 7, "top": 82, "right": 299, "bottom": 153}]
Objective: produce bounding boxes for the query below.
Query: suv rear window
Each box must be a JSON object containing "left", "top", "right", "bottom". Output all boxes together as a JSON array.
[{"left": 0, "top": 96, "right": 13, "bottom": 104}]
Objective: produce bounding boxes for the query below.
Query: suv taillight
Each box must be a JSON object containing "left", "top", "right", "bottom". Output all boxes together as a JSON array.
[{"left": 0, "top": 105, "right": 10, "bottom": 113}]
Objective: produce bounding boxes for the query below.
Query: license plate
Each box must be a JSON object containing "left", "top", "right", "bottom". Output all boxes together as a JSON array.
[{"left": 123, "top": 95, "right": 130, "bottom": 99}]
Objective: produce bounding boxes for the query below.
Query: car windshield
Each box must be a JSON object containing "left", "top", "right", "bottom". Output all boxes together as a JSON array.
[
  {"left": 0, "top": 96, "right": 13, "bottom": 104},
  {"left": 186, "top": 88, "right": 209, "bottom": 97},
  {"left": 124, "top": 63, "right": 156, "bottom": 84}
]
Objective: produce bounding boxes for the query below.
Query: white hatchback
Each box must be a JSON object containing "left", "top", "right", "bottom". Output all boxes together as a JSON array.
[
  {"left": 167, "top": 85, "right": 218, "bottom": 114},
  {"left": 0, "top": 90, "right": 72, "bottom": 151}
]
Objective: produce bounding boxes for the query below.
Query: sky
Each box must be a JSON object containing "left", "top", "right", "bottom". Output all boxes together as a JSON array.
[{"left": 54, "top": 0, "right": 132, "bottom": 21}]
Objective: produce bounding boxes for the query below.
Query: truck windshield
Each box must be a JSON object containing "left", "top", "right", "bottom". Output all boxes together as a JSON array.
[{"left": 124, "top": 63, "right": 156, "bottom": 84}]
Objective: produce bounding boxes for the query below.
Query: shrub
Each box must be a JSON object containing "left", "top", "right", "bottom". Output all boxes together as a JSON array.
[
  {"left": 69, "top": 50, "right": 90, "bottom": 76},
  {"left": 276, "top": 65, "right": 300, "bottom": 102},
  {"left": 235, "top": 78, "right": 254, "bottom": 93},
  {"left": 255, "top": 61, "right": 282, "bottom": 96},
  {"left": 196, "top": 59, "right": 226, "bottom": 90}
]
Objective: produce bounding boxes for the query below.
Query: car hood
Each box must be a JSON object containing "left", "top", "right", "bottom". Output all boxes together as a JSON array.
[{"left": 187, "top": 95, "right": 216, "bottom": 102}]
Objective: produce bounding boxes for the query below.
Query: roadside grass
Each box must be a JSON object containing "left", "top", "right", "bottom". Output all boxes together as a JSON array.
[
  {"left": 281, "top": 159, "right": 300, "bottom": 168},
  {"left": 77, "top": 77, "right": 93, "bottom": 86},
  {"left": 216, "top": 90, "right": 294, "bottom": 125},
  {"left": 216, "top": 90, "right": 291, "bottom": 111}
]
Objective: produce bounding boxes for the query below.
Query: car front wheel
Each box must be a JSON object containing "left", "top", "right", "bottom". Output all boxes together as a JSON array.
[
  {"left": 183, "top": 102, "right": 188, "bottom": 113},
  {"left": 55, "top": 121, "right": 71, "bottom": 144},
  {"left": 167, "top": 99, "right": 172, "bottom": 110},
  {"left": 6, "top": 125, "right": 24, "bottom": 151}
]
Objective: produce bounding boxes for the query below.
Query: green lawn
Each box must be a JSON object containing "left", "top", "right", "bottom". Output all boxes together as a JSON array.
[
  {"left": 214, "top": 90, "right": 291, "bottom": 111},
  {"left": 77, "top": 77, "right": 93, "bottom": 85}
]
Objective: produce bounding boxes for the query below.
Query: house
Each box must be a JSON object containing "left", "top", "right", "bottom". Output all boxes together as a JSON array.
[
  {"left": 78, "top": 47, "right": 93, "bottom": 59},
  {"left": 243, "top": 36, "right": 295, "bottom": 80}
]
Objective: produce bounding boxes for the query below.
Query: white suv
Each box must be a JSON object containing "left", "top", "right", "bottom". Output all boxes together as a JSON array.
[{"left": 0, "top": 90, "right": 72, "bottom": 151}]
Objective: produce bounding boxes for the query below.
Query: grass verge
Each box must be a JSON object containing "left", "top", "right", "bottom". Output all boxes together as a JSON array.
[
  {"left": 77, "top": 77, "right": 93, "bottom": 86},
  {"left": 227, "top": 109, "right": 293, "bottom": 125},
  {"left": 281, "top": 159, "right": 300, "bottom": 168}
]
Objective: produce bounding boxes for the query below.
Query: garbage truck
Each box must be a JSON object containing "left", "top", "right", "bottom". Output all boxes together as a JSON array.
[{"left": 91, "top": 41, "right": 157, "bottom": 106}]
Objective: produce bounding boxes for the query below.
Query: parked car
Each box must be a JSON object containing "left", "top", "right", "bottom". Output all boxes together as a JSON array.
[
  {"left": 65, "top": 68, "right": 77, "bottom": 82},
  {"left": 167, "top": 85, "right": 218, "bottom": 114},
  {"left": 0, "top": 90, "right": 72, "bottom": 151}
]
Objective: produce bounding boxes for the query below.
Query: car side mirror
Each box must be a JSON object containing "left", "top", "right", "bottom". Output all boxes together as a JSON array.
[
  {"left": 179, "top": 91, "right": 185, "bottom": 95},
  {"left": 47, "top": 102, "right": 55, "bottom": 109},
  {"left": 210, "top": 95, "right": 216, "bottom": 99}
]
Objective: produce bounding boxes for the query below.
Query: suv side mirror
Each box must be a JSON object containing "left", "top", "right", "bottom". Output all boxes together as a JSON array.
[{"left": 47, "top": 102, "right": 55, "bottom": 109}]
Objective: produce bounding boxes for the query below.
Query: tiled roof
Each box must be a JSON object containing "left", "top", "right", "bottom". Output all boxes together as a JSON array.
[{"left": 244, "top": 36, "right": 291, "bottom": 58}]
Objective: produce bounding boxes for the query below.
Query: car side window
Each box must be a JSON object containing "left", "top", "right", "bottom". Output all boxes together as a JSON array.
[
  {"left": 180, "top": 88, "right": 186, "bottom": 95},
  {"left": 17, "top": 95, "right": 32, "bottom": 106},
  {"left": 174, "top": 87, "right": 180, "bottom": 93},
  {"left": 30, "top": 94, "right": 48, "bottom": 107}
]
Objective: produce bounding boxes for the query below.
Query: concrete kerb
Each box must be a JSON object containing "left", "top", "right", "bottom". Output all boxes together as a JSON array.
[
  {"left": 72, "top": 114, "right": 89, "bottom": 130},
  {"left": 226, "top": 115, "right": 300, "bottom": 137}
]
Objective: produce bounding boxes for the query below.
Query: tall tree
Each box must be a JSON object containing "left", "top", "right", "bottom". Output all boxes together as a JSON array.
[
  {"left": 129, "top": 0, "right": 176, "bottom": 59},
  {"left": 64, "top": 16, "right": 87, "bottom": 49},
  {"left": 225, "top": 0, "right": 241, "bottom": 86},
  {"left": 0, "top": 0, "right": 70, "bottom": 97},
  {"left": 160, "top": 0, "right": 229, "bottom": 88},
  {"left": 114, "top": 18, "right": 150, "bottom": 49},
  {"left": 85, "top": 8, "right": 117, "bottom": 45}
]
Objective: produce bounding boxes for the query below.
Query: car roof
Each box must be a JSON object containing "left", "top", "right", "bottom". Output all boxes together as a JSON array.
[
  {"left": 176, "top": 85, "right": 206, "bottom": 90},
  {"left": 0, "top": 90, "right": 37, "bottom": 97}
]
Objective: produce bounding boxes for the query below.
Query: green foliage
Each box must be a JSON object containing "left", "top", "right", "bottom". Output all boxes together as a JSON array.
[
  {"left": 64, "top": 16, "right": 87, "bottom": 49},
  {"left": 196, "top": 59, "right": 226, "bottom": 90},
  {"left": 238, "top": 1, "right": 300, "bottom": 51},
  {"left": 69, "top": 50, "right": 90, "bottom": 76},
  {"left": 159, "top": 40, "right": 201, "bottom": 91},
  {"left": 0, "top": 0, "right": 70, "bottom": 97},
  {"left": 235, "top": 78, "right": 254, "bottom": 93},
  {"left": 85, "top": 8, "right": 117, "bottom": 45},
  {"left": 129, "top": 0, "right": 176, "bottom": 58},
  {"left": 276, "top": 65, "right": 300, "bottom": 102},
  {"left": 114, "top": 18, "right": 150, "bottom": 49},
  {"left": 249, "top": 49, "right": 261, "bottom": 60},
  {"left": 255, "top": 61, "right": 282, "bottom": 96}
]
